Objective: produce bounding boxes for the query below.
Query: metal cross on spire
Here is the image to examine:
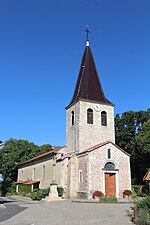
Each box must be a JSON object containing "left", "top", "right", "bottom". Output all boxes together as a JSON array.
[
  {"left": 85, "top": 25, "right": 90, "bottom": 46},
  {"left": 85, "top": 25, "right": 90, "bottom": 41}
]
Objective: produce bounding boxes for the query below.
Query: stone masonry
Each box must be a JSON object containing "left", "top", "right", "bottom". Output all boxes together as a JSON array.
[{"left": 66, "top": 99, "right": 115, "bottom": 153}]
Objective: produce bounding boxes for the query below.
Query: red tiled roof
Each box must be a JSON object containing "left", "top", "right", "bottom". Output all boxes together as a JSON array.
[
  {"left": 58, "top": 141, "right": 130, "bottom": 161},
  {"left": 18, "top": 146, "right": 65, "bottom": 166},
  {"left": 76, "top": 141, "right": 130, "bottom": 156},
  {"left": 143, "top": 168, "right": 150, "bottom": 181},
  {"left": 16, "top": 180, "right": 40, "bottom": 185}
]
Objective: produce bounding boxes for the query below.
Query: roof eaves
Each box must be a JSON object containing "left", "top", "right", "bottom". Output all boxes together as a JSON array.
[
  {"left": 18, "top": 146, "right": 65, "bottom": 167},
  {"left": 76, "top": 141, "right": 130, "bottom": 157}
]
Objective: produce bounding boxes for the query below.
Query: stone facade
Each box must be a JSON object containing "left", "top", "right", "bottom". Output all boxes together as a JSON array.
[
  {"left": 66, "top": 142, "right": 131, "bottom": 199},
  {"left": 66, "top": 100, "right": 115, "bottom": 153},
  {"left": 17, "top": 147, "right": 66, "bottom": 190}
]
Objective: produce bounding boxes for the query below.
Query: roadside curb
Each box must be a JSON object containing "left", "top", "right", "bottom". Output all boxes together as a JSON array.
[
  {"left": 0, "top": 204, "right": 6, "bottom": 208},
  {"left": 71, "top": 199, "right": 133, "bottom": 204}
]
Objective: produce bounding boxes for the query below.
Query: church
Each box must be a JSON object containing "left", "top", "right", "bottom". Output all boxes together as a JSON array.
[{"left": 17, "top": 35, "right": 131, "bottom": 199}]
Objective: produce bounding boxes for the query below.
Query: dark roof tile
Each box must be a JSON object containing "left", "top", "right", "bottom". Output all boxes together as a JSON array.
[{"left": 67, "top": 46, "right": 113, "bottom": 108}]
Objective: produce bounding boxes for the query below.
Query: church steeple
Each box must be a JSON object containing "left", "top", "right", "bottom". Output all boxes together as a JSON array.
[
  {"left": 67, "top": 35, "right": 113, "bottom": 108},
  {"left": 66, "top": 29, "right": 115, "bottom": 153}
]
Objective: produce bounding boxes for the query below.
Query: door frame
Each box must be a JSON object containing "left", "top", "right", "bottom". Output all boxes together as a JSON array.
[{"left": 102, "top": 170, "right": 119, "bottom": 198}]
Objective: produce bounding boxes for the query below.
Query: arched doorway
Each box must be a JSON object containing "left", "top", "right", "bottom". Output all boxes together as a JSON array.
[{"left": 103, "top": 162, "right": 117, "bottom": 197}]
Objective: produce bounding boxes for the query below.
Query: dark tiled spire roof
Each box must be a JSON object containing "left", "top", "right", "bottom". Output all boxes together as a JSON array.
[{"left": 67, "top": 43, "right": 113, "bottom": 108}]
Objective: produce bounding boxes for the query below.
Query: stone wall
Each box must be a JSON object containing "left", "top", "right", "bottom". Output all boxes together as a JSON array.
[
  {"left": 88, "top": 143, "right": 131, "bottom": 198},
  {"left": 67, "top": 155, "right": 78, "bottom": 198},
  {"left": 66, "top": 100, "right": 115, "bottom": 153},
  {"left": 17, "top": 156, "right": 62, "bottom": 189},
  {"left": 71, "top": 143, "right": 131, "bottom": 199}
]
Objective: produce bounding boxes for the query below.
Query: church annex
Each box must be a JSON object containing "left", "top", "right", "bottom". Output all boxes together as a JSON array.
[{"left": 17, "top": 36, "right": 131, "bottom": 199}]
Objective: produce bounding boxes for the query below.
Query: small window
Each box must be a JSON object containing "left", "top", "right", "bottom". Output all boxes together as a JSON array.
[
  {"left": 21, "top": 170, "right": 23, "bottom": 180},
  {"left": 87, "top": 108, "right": 93, "bottom": 124},
  {"left": 43, "top": 165, "right": 45, "bottom": 179},
  {"left": 108, "top": 149, "right": 111, "bottom": 159},
  {"left": 33, "top": 168, "right": 36, "bottom": 179},
  {"left": 101, "top": 111, "right": 107, "bottom": 126},
  {"left": 71, "top": 111, "right": 74, "bottom": 126},
  {"left": 79, "top": 170, "right": 82, "bottom": 184}
]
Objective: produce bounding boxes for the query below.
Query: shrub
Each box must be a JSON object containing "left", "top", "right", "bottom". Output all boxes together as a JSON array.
[
  {"left": 132, "top": 185, "right": 147, "bottom": 197},
  {"left": 38, "top": 187, "right": 50, "bottom": 198},
  {"left": 92, "top": 191, "right": 104, "bottom": 199},
  {"left": 6, "top": 191, "right": 17, "bottom": 196},
  {"left": 135, "top": 209, "right": 150, "bottom": 225},
  {"left": 18, "top": 184, "right": 32, "bottom": 193},
  {"left": 123, "top": 190, "right": 132, "bottom": 196},
  {"left": 136, "top": 196, "right": 150, "bottom": 210},
  {"left": 30, "top": 192, "right": 41, "bottom": 201},
  {"left": 134, "top": 197, "right": 150, "bottom": 225},
  {"left": 8, "top": 182, "right": 16, "bottom": 193},
  {"left": 57, "top": 186, "right": 64, "bottom": 197},
  {"left": 99, "top": 196, "right": 118, "bottom": 203},
  {"left": 26, "top": 192, "right": 32, "bottom": 198}
]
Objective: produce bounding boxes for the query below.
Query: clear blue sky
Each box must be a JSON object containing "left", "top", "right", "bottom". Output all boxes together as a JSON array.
[{"left": 0, "top": 0, "right": 150, "bottom": 147}]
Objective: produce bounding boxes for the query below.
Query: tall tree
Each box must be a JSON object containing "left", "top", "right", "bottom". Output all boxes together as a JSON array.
[
  {"left": 0, "top": 138, "right": 52, "bottom": 195},
  {"left": 136, "top": 119, "right": 150, "bottom": 181},
  {"left": 115, "top": 108, "right": 150, "bottom": 183}
]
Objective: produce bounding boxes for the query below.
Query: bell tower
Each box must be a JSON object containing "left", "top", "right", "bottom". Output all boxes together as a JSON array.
[{"left": 66, "top": 28, "right": 115, "bottom": 153}]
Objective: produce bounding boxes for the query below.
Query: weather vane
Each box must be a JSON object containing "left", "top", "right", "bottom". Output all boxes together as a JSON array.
[{"left": 85, "top": 25, "right": 90, "bottom": 41}]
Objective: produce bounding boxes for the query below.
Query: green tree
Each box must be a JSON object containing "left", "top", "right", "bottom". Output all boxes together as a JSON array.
[
  {"left": 0, "top": 138, "right": 52, "bottom": 195},
  {"left": 136, "top": 119, "right": 150, "bottom": 180},
  {"left": 115, "top": 108, "right": 150, "bottom": 183},
  {"left": 39, "top": 144, "right": 52, "bottom": 153}
]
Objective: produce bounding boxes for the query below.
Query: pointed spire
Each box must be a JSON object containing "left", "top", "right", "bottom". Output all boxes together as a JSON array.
[{"left": 66, "top": 29, "right": 113, "bottom": 109}]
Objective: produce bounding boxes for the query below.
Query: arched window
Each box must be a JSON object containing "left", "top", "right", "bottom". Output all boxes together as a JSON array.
[
  {"left": 33, "top": 168, "right": 36, "bottom": 179},
  {"left": 87, "top": 108, "right": 93, "bottom": 124},
  {"left": 104, "top": 162, "right": 115, "bottom": 171},
  {"left": 108, "top": 149, "right": 111, "bottom": 159},
  {"left": 43, "top": 165, "right": 45, "bottom": 179},
  {"left": 21, "top": 170, "right": 23, "bottom": 180},
  {"left": 101, "top": 111, "right": 107, "bottom": 126},
  {"left": 79, "top": 170, "right": 82, "bottom": 184},
  {"left": 71, "top": 111, "right": 74, "bottom": 126}
]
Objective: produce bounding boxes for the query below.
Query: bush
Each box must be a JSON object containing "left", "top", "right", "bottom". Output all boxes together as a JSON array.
[
  {"left": 18, "top": 184, "right": 32, "bottom": 193},
  {"left": 57, "top": 186, "right": 64, "bottom": 197},
  {"left": 136, "top": 196, "right": 150, "bottom": 210},
  {"left": 8, "top": 182, "right": 16, "bottom": 193},
  {"left": 26, "top": 192, "right": 32, "bottom": 198},
  {"left": 6, "top": 191, "right": 17, "bottom": 196},
  {"left": 132, "top": 185, "right": 147, "bottom": 197},
  {"left": 134, "top": 209, "right": 150, "bottom": 225},
  {"left": 134, "top": 197, "right": 150, "bottom": 225},
  {"left": 99, "top": 196, "right": 118, "bottom": 203},
  {"left": 30, "top": 192, "right": 41, "bottom": 201},
  {"left": 92, "top": 191, "right": 104, "bottom": 199},
  {"left": 38, "top": 187, "right": 50, "bottom": 198}
]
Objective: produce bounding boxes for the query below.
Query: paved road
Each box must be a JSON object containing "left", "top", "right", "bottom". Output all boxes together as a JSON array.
[{"left": 0, "top": 197, "right": 133, "bottom": 225}]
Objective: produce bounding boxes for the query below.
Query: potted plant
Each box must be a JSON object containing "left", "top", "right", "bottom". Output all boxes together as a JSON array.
[
  {"left": 92, "top": 191, "right": 104, "bottom": 200},
  {"left": 123, "top": 190, "right": 132, "bottom": 199}
]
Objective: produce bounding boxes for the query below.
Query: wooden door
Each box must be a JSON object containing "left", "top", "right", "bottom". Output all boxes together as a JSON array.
[{"left": 105, "top": 173, "right": 116, "bottom": 197}]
